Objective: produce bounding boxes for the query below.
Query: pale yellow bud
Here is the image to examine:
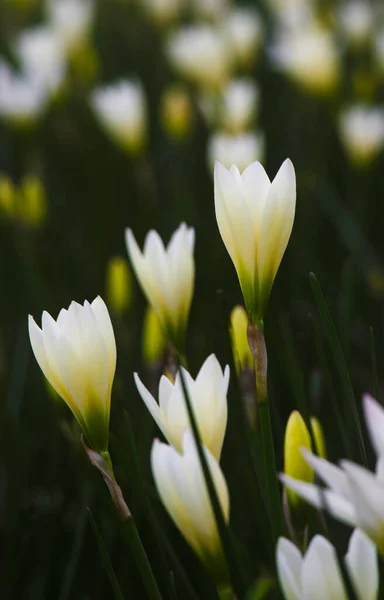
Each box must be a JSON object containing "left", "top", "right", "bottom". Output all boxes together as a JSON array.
[
  {"left": 310, "top": 416, "right": 326, "bottom": 459},
  {"left": 0, "top": 175, "right": 16, "bottom": 217},
  {"left": 230, "top": 305, "right": 252, "bottom": 373},
  {"left": 284, "top": 410, "right": 313, "bottom": 513},
  {"left": 142, "top": 306, "right": 166, "bottom": 366},
  {"left": 106, "top": 256, "right": 132, "bottom": 315},
  {"left": 19, "top": 175, "right": 46, "bottom": 227},
  {"left": 160, "top": 85, "right": 193, "bottom": 140}
]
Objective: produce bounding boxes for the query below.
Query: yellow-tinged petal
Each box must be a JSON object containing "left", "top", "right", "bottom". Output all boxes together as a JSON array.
[
  {"left": 310, "top": 416, "right": 327, "bottom": 459},
  {"left": 230, "top": 305, "right": 253, "bottom": 373},
  {"left": 284, "top": 410, "right": 313, "bottom": 513}
]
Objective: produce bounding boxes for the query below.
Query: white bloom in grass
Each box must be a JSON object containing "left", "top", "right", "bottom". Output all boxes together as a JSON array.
[
  {"left": 15, "top": 26, "right": 66, "bottom": 94},
  {"left": 214, "top": 159, "right": 296, "bottom": 321},
  {"left": 125, "top": 223, "right": 194, "bottom": 349},
  {"left": 277, "top": 529, "right": 378, "bottom": 600},
  {"left": 339, "top": 105, "right": 384, "bottom": 166},
  {"left": 47, "top": 0, "right": 94, "bottom": 53},
  {"left": 280, "top": 394, "right": 384, "bottom": 554},
  {"left": 166, "top": 25, "right": 232, "bottom": 89},
  {"left": 90, "top": 80, "right": 147, "bottom": 153},
  {"left": 28, "top": 297, "right": 116, "bottom": 452},
  {"left": 223, "top": 8, "right": 264, "bottom": 68},
  {"left": 0, "top": 60, "right": 48, "bottom": 126},
  {"left": 134, "top": 354, "right": 229, "bottom": 460},
  {"left": 338, "top": 1, "right": 374, "bottom": 48},
  {"left": 151, "top": 430, "right": 230, "bottom": 576},
  {"left": 220, "top": 78, "right": 259, "bottom": 133},
  {"left": 207, "top": 132, "right": 264, "bottom": 174},
  {"left": 270, "top": 26, "right": 340, "bottom": 95}
]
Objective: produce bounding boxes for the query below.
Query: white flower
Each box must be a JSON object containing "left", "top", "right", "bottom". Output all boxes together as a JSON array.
[
  {"left": 339, "top": 105, "right": 384, "bottom": 166},
  {"left": 28, "top": 296, "right": 116, "bottom": 451},
  {"left": 134, "top": 354, "right": 229, "bottom": 460},
  {"left": 214, "top": 159, "right": 296, "bottom": 320},
  {"left": 151, "top": 430, "right": 230, "bottom": 572},
  {"left": 142, "top": 0, "right": 185, "bottom": 25},
  {"left": 15, "top": 26, "right": 66, "bottom": 94},
  {"left": 338, "top": 1, "right": 374, "bottom": 48},
  {"left": 125, "top": 223, "right": 195, "bottom": 348},
  {"left": 191, "top": 0, "right": 230, "bottom": 21},
  {"left": 280, "top": 395, "right": 384, "bottom": 554},
  {"left": 90, "top": 79, "right": 147, "bottom": 153},
  {"left": 219, "top": 78, "right": 259, "bottom": 133},
  {"left": 223, "top": 8, "right": 264, "bottom": 68},
  {"left": 0, "top": 60, "right": 48, "bottom": 126},
  {"left": 166, "top": 25, "right": 232, "bottom": 89},
  {"left": 270, "top": 25, "right": 340, "bottom": 95},
  {"left": 277, "top": 529, "right": 378, "bottom": 600},
  {"left": 374, "top": 28, "right": 384, "bottom": 73},
  {"left": 207, "top": 132, "right": 264, "bottom": 174},
  {"left": 47, "top": 0, "right": 94, "bottom": 53}
]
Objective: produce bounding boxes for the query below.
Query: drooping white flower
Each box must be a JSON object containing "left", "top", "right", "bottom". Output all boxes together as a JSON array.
[
  {"left": 166, "top": 25, "right": 232, "bottom": 89},
  {"left": 277, "top": 529, "right": 378, "bottom": 600},
  {"left": 207, "top": 132, "right": 264, "bottom": 174},
  {"left": 280, "top": 395, "right": 384, "bottom": 554},
  {"left": 15, "top": 25, "right": 66, "bottom": 94},
  {"left": 90, "top": 79, "right": 147, "bottom": 153},
  {"left": 47, "top": 0, "right": 94, "bottom": 53},
  {"left": 125, "top": 223, "right": 195, "bottom": 348},
  {"left": 0, "top": 60, "right": 48, "bottom": 126},
  {"left": 151, "top": 430, "right": 230, "bottom": 574},
  {"left": 134, "top": 354, "right": 229, "bottom": 460},
  {"left": 214, "top": 159, "right": 296, "bottom": 320},
  {"left": 223, "top": 7, "right": 264, "bottom": 68},
  {"left": 28, "top": 297, "right": 116, "bottom": 451},
  {"left": 339, "top": 105, "right": 384, "bottom": 166},
  {"left": 219, "top": 78, "right": 259, "bottom": 133}
]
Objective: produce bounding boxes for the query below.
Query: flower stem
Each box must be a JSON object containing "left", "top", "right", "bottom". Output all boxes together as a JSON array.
[{"left": 247, "top": 321, "right": 285, "bottom": 545}]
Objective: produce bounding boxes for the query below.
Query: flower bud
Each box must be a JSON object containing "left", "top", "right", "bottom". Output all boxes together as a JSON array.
[
  {"left": 339, "top": 105, "right": 384, "bottom": 167},
  {"left": 310, "top": 416, "right": 326, "bottom": 459},
  {"left": 106, "top": 256, "right": 132, "bottom": 315},
  {"left": 160, "top": 84, "right": 193, "bottom": 140},
  {"left": 230, "top": 305, "right": 252, "bottom": 374},
  {"left": 19, "top": 174, "right": 47, "bottom": 227},
  {"left": 284, "top": 411, "right": 313, "bottom": 514},
  {"left": 142, "top": 305, "right": 166, "bottom": 366},
  {"left": 0, "top": 174, "right": 16, "bottom": 217}
]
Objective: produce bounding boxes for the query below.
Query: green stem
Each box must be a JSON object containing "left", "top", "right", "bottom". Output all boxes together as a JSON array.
[{"left": 247, "top": 321, "right": 285, "bottom": 545}]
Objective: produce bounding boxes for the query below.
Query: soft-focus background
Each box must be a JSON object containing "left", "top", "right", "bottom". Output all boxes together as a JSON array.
[{"left": 1, "top": 0, "right": 384, "bottom": 598}]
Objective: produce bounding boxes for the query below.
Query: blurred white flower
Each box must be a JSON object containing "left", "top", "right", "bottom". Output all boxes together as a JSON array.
[
  {"left": 47, "top": 0, "right": 94, "bottom": 53},
  {"left": 220, "top": 78, "right": 259, "bottom": 133},
  {"left": 0, "top": 60, "right": 48, "bottom": 126},
  {"left": 214, "top": 159, "right": 296, "bottom": 320},
  {"left": 29, "top": 297, "right": 116, "bottom": 452},
  {"left": 374, "top": 28, "right": 384, "bottom": 72},
  {"left": 90, "top": 79, "right": 147, "bottom": 153},
  {"left": 166, "top": 25, "right": 232, "bottom": 89},
  {"left": 125, "top": 223, "right": 195, "bottom": 348},
  {"left": 270, "top": 25, "right": 340, "bottom": 95},
  {"left": 134, "top": 354, "right": 229, "bottom": 460},
  {"left": 207, "top": 132, "right": 264, "bottom": 174},
  {"left": 15, "top": 25, "right": 66, "bottom": 94},
  {"left": 223, "top": 8, "right": 264, "bottom": 68},
  {"left": 151, "top": 430, "right": 230, "bottom": 572},
  {"left": 339, "top": 105, "right": 384, "bottom": 166},
  {"left": 338, "top": 1, "right": 374, "bottom": 48},
  {"left": 281, "top": 394, "right": 384, "bottom": 554},
  {"left": 191, "top": 0, "right": 229, "bottom": 21},
  {"left": 142, "top": 0, "right": 185, "bottom": 26},
  {"left": 277, "top": 529, "right": 378, "bottom": 600}
]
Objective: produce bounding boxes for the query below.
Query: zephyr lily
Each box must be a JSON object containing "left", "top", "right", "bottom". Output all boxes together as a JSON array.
[
  {"left": 28, "top": 297, "right": 116, "bottom": 452},
  {"left": 284, "top": 411, "right": 313, "bottom": 515},
  {"left": 207, "top": 132, "right": 264, "bottom": 174},
  {"left": 134, "top": 354, "right": 229, "bottom": 460},
  {"left": 277, "top": 529, "right": 378, "bottom": 600},
  {"left": 47, "top": 0, "right": 94, "bottom": 54},
  {"left": 125, "top": 223, "right": 195, "bottom": 350},
  {"left": 280, "top": 394, "right": 384, "bottom": 553},
  {"left": 220, "top": 79, "right": 259, "bottom": 134},
  {"left": 214, "top": 159, "right": 295, "bottom": 321},
  {"left": 0, "top": 60, "right": 48, "bottom": 127},
  {"left": 151, "top": 430, "right": 230, "bottom": 579},
  {"left": 339, "top": 105, "right": 384, "bottom": 167}
]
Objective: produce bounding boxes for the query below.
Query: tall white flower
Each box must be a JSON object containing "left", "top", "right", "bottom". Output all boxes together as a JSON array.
[
  {"left": 47, "top": 0, "right": 94, "bottom": 53},
  {"left": 151, "top": 430, "right": 230, "bottom": 577},
  {"left": 277, "top": 529, "right": 378, "bottom": 600},
  {"left": 28, "top": 297, "right": 116, "bottom": 452},
  {"left": 280, "top": 394, "right": 384, "bottom": 554},
  {"left": 223, "top": 8, "right": 264, "bottom": 68},
  {"left": 166, "top": 25, "right": 232, "bottom": 89},
  {"left": 15, "top": 26, "right": 66, "bottom": 95},
  {"left": 214, "top": 159, "right": 296, "bottom": 321},
  {"left": 90, "top": 79, "right": 147, "bottom": 154},
  {"left": 207, "top": 132, "right": 264, "bottom": 174},
  {"left": 125, "top": 223, "right": 195, "bottom": 349},
  {"left": 0, "top": 60, "right": 48, "bottom": 127},
  {"left": 134, "top": 354, "right": 229, "bottom": 460},
  {"left": 339, "top": 105, "right": 384, "bottom": 166}
]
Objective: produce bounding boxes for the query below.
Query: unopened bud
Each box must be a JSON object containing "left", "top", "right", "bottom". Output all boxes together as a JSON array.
[
  {"left": 284, "top": 411, "right": 313, "bottom": 515},
  {"left": 142, "top": 305, "right": 166, "bottom": 366},
  {"left": 106, "top": 256, "right": 132, "bottom": 315},
  {"left": 310, "top": 416, "right": 326, "bottom": 459}
]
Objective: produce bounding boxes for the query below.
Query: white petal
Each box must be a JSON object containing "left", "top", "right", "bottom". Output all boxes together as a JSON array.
[
  {"left": 134, "top": 373, "right": 177, "bottom": 448},
  {"left": 28, "top": 314, "right": 63, "bottom": 395},
  {"left": 301, "top": 448, "right": 352, "bottom": 498},
  {"left": 276, "top": 537, "right": 302, "bottom": 600},
  {"left": 302, "top": 536, "right": 347, "bottom": 600},
  {"left": 240, "top": 161, "right": 270, "bottom": 242},
  {"left": 345, "top": 529, "right": 378, "bottom": 600},
  {"left": 363, "top": 394, "right": 384, "bottom": 457},
  {"left": 91, "top": 296, "right": 116, "bottom": 382}
]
